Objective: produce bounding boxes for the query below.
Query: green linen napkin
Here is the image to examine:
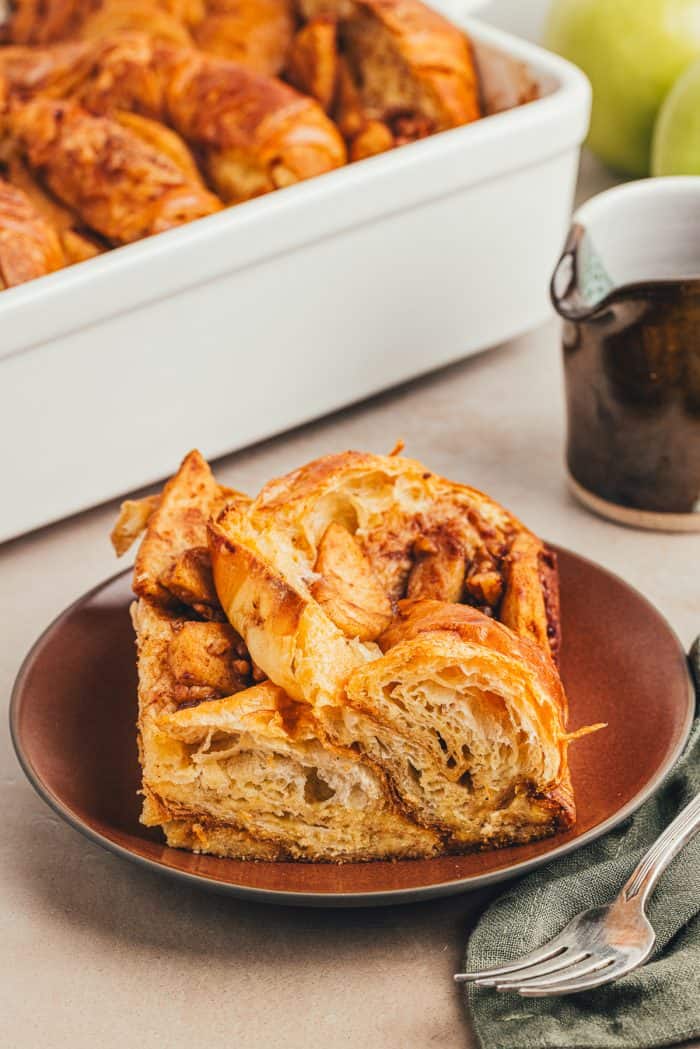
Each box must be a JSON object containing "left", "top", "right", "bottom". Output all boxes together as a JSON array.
[{"left": 464, "top": 639, "right": 700, "bottom": 1049}]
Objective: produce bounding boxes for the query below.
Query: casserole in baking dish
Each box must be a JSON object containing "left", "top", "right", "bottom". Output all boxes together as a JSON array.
[{"left": 0, "top": 16, "right": 590, "bottom": 541}]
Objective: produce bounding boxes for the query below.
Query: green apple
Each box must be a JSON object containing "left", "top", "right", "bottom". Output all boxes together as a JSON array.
[
  {"left": 652, "top": 57, "right": 700, "bottom": 172},
  {"left": 545, "top": 0, "right": 700, "bottom": 176}
]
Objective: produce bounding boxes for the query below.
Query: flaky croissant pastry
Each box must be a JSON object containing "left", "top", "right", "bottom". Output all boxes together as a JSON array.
[
  {"left": 0, "top": 0, "right": 204, "bottom": 45},
  {"left": 117, "top": 451, "right": 438, "bottom": 859},
  {"left": 291, "top": 0, "right": 481, "bottom": 154},
  {"left": 6, "top": 96, "right": 223, "bottom": 243},
  {"left": 2, "top": 0, "right": 294, "bottom": 74},
  {"left": 0, "top": 175, "right": 65, "bottom": 287},
  {"left": 205, "top": 450, "right": 588, "bottom": 853},
  {"left": 2, "top": 150, "right": 106, "bottom": 264},
  {"left": 210, "top": 450, "right": 561, "bottom": 708},
  {"left": 193, "top": 0, "right": 295, "bottom": 75},
  {"left": 112, "top": 449, "right": 245, "bottom": 616},
  {"left": 113, "top": 449, "right": 599, "bottom": 862},
  {"left": 335, "top": 598, "right": 575, "bottom": 847},
  {"left": 0, "top": 33, "right": 348, "bottom": 202},
  {"left": 137, "top": 600, "right": 440, "bottom": 860}
]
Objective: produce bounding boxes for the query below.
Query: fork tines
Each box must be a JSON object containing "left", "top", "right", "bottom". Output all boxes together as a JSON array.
[{"left": 454, "top": 944, "right": 622, "bottom": 997}]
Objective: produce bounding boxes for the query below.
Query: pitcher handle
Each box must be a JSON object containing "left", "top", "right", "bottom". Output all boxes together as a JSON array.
[
  {"left": 550, "top": 224, "right": 592, "bottom": 321},
  {"left": 552, "top": 218, "right": 621, "bottom": 322}
]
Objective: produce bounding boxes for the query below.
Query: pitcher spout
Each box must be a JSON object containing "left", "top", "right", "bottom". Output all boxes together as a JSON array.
[{"left": 550, "top": 222, "right": 615, "bottom": 321}]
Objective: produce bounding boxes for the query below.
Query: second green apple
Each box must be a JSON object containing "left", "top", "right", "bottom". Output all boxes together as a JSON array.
[
  {"left": 652, "top": 58, "right": 700, "bottom": 173},
  {"left": 545, "top": 0, "right": 700, "bottom": 175}
]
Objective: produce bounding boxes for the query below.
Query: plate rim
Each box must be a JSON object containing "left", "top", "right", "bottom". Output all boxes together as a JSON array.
[{"left": 9, "top": 556, "right": 696, "bottom": 908}]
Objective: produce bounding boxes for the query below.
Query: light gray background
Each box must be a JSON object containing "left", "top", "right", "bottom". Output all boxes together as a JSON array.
[{"left": 2, "top": 4, "right": 698, "bottom": 1047}]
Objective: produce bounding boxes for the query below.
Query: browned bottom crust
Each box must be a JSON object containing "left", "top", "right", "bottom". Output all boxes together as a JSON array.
[{"left": 149, "top": 794, "right": 567, "bottom": 863}]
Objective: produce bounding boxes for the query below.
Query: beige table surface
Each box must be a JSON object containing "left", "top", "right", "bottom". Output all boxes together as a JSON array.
[{"left": 3, "top": 146, "right": 700, "bottom": 1047}]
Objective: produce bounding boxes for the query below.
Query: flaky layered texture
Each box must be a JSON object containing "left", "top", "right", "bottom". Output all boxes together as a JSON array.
[
  {"left": 2, "top": 0, "right": 294, "bottom": 74},
  {"left": 208, "top": 452, "right": 578, "bottom": 851},
  {"left": 329, "top": 599, "right": 576, "bottom": 848},
  {"left": 210, "top": 450, "right": 561, "bottom": 717},
  {"left": 117, "top": 448, "right": 592, "bottom": 862},
  {"left": 339, "top": 0, "right": 480, "bottom": 128},
  {"left": 210, "top": 505, "right": 381, "bottom": 712},
  {"left": 132, "top": 599, "right": 259, "bottom": 849},
  {"left": 148, "top": 676, "right": 440, "bottom": 859},
  {"left": 0, "top": 3, "right": 540, "bottom": 293},
  {"left": 112, "top": 448, "right": 248, "bottom": 618},
  {"left": 0, "top": 33, "right": 348, "bottom": 203},
  {"left": 117, "top": 456, "right": 281, "bottom": 857},
  {"left": 6, "top": 97, "right": 222, "bottom": 243},
  {"left": 292, "top": 0, "right": 480, "bottom": 156},
  {"left": 120, "top": 453, "right": 440, "bottom": 860}
]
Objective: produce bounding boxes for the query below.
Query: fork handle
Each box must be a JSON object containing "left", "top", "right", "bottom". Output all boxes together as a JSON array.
[{"left": 621, "top": 791, "right": 700, "bottom": 907}]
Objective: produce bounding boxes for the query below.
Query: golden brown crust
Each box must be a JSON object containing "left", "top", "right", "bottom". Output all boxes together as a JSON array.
[
  {"left": 2, "top": 150, "right": 107, "bottom": 263},
  {"left": 298, "top": 0, "right": 480, "bottom": 140},
  {"left": 352, "top": 0, "right": 481, "bottom": 128},
  {"left": 0, "top": 3, "right": 542, "bottom": 294},
  {"left": 245, "top": 449, "right": 557, "bottom": 660},
  {"left": 209, "top": 446, "right": 563, "bottom": 714},
  {"left": 379, "top": 598, "right": 569, "bottom": 728},
  {"left": 1, "top": 0, "right": 89, "bottom": 45},
  {"left": 110, "top": 493, "right": 161, "bottom": 557},
  {"left": 111, "top": 109, "right": 204, "bottom": 183},
  {"left": 138, "top": 622, "right": 440, "bottom": 860},
  {"left": 209, "top": 517, "right": 356, "bottom": 708},
  {"left": 153, "top": 43, "right": 347, "bottom": 200},
  {"left": 1, "top": 0, "right": 204, "bottom": 45},
  {"left": 0, "top": 34, "right": 348, "bottom": 204},
  {"left": 1, "top": 0, "right": 298, "bottom": 77},
  {"left": 130, "top": 449, "right": 245, "bottom": 614},
  {"left": 348, "top": 117, "right": 393, "bottom": 160},
  {"left": 193, "top": 0, "right": 295, "bottom": 75},
  {"left": 499, "top": 532, "right": 561, "bottom": 672},
  {"left": 207, "top": 448, "right": 579, "bottom": 851},
  {"left": 117, "top": 448, "right": 589, "bottom": 862},
  {"left": 0, "top": 39, "right": 106, "bottom": 98},
  {"left": 0, "top": 175, "right": 65, "bottom": 288},
  {"left": 7, "top": 97, "right": 223, "bottom": 244},
  {"left": 341, "top": 600, "right": 576, "bottom": 841},
  {"left": 286, "top": 16, "right": 339, "bottom": 112}
]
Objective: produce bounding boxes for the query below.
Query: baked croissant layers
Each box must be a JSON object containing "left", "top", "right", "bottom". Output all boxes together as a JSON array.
[
  {"left": 114, "top": 448, "right": 600, "bottom": 862},
  {"left": 2, "top": 0, "right": 296, "bottom": 76},
  {"left": 0, "top": 174, "right": 65, "bottom": 287},
  {"left": 0, "top": 33, "right": 348, "bottom": 203}
]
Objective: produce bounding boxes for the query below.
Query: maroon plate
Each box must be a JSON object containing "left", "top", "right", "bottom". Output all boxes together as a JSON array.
[{"left": 10, "top": 548, "right": 695, "bottom": 907}]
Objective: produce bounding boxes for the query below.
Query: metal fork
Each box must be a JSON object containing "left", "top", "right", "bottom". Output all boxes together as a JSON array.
[{"left": 454, "top": 791, "right": 700, "bottom": 997}]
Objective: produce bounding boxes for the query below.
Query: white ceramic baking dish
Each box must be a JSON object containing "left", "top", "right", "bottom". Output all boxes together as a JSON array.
[{"left": 0, "top": 17, "right": 590, "bottom": 542}]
